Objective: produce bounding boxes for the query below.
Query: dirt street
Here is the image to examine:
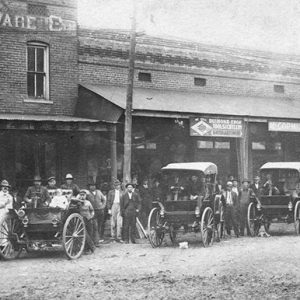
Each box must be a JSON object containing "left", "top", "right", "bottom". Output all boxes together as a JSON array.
[{"left": 2, "top": 224, "right": 300, "bottom": 300}]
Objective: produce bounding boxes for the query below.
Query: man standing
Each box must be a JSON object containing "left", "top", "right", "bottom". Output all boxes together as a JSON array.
[
  {"left": 107, "top": 180, "right": 123, "bottom": 242},
  {"left": 239, "top": 179, "right": 254, "bottom": 236},
  {"left": 139, "top": 179, "right": 152, "bottom": 228},
  {"left": 120, "top": 183, "right": 141, "bottom": 244},
  {"left": 250, "top": 176, "right": 262, "bottom": 198},
  {"left": 60, "top": 174, "right": 80, "bottom": 197},
  {"left": 46, "top": 176, "right": 58, "bottom": 199},
  {"left": 24, "top": 176, "right": 51, "bottom": 208},
  {"left": 88, "top": 182, "right": 107, "bottom": 244},
  {"left": 221, "top": 181, "right": 239, "bottom": 237}
]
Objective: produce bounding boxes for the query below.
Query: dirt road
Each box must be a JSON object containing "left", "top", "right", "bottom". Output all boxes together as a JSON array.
[{"left": 2, "top": 224, "right": 300, "bottom": 299}]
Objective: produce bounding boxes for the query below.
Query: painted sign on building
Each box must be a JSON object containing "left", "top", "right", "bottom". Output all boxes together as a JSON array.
[
  {"left": 0, "top": 2, "right": 76, "bottom": 32},
  {"left": 190, "top": 117, "right": 244, "bottom": 138},
  {"left": 269, "top": 121, "right": 300, "bottom": 132}
]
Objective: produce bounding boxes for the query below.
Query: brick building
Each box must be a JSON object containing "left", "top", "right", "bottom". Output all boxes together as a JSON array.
[
  {"left": 0, "top": 0, "right": 115, "bottom": 194},
  {"left": 78, "top": 28, "right": 300, "bottom": 182}
]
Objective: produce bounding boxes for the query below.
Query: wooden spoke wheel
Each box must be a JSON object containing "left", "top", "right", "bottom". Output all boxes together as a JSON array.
[
  {"left": 0, "top": 213, "right": 22, "bottom": 260},
  {"left": 62, "top": 213, "right": 86, "bottom": 260},
  {"left": 147, "top": 208, "right": 165, "bottom": 248},
  {"left": 247, "top": 202, "right": 261, "bottom": 237},
  {"left": 294, "top": 201, "right": 300, "bottom": 235},
  {"left": 201, "top": 207, "right": 214, "bottom": 247}
]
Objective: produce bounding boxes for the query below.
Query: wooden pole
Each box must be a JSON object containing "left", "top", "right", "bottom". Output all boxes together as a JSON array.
[
  {"left": 123, "top": 0, "right": 137, "bottom": 185},
  {"left": 110, "top": 124, "right": 118, "bottom": 183}
]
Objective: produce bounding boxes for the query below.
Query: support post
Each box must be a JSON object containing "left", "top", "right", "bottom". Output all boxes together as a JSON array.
[
  {"left": 238, "top": 121, "right": 249, "bottom": 179},
  {"left": 123, "top": 0, "right": 137, "bottom": 185},
  {"left": 110, "top": 125, "right": 118, "bottom": 183}
]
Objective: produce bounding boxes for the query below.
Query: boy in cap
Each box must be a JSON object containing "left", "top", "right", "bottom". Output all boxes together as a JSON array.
[
  {"left": 77, "top": 189, "right": 96, "bottom": 253},
  {"left": 120, "top": 183, "right": 141, "bottom": 244},
  {"left": 107, "top": 179, "right": 123, "bottom": 242},
  {"left": 88, "top": 182, "right": 107, "bottom": 245},
  {"left": 24, "top": 176, "right": 51, "bottom": 208},
  {"left": 0, "top": 180, "right": 13, "bottom": 218},
  {"left": 61, "top": 174, "right": 80, "bottom": 197},
  {"left": 46, "top": 176, "right": 58, "bottom": 199}
]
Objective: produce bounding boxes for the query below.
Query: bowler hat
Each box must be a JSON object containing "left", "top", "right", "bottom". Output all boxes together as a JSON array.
[
  {"left": 87, "top": 181, "right": 96, "bottom": 187},
  {"left": 226, "top": 181, "right": 233, "bottom": 186},
  {"left": 125, "top": 183, "right": 133, "bottom": 188},
  {"left": 1, "top": 180, "right": 10, "bottom": 188},
  {"left": 101, "top": 182, "right": 110, "bottom": 191},
  {"left": 65, "top": 174, "right": 73, "bottom": 180},
  {"left": 33, "top": 175, "right": 42, "bottom": 182}
]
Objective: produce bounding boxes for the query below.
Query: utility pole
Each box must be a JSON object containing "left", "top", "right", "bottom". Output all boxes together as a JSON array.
[{"left": 123, "top": 0, "right": 137, "bottom": 185}]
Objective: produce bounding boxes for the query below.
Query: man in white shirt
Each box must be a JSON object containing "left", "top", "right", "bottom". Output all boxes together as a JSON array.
[
  {"left": 221, "top": 181, "right": 239, "bottom": 237},
  {"left": 107, "top": 180, "right": 123, "bottom": 242}
]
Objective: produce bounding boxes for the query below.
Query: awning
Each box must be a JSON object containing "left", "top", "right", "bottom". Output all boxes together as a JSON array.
[
  {"left": 80, "top": 83, "right": 300, "bottom": 120},
  {"left": 0, "top": 113, "right": 111, "bottom": 131}
]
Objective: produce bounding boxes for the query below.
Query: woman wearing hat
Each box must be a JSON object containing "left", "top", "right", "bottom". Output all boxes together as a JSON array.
[{"left": 0, "top": 180, "right": 13, "bottom": 218}]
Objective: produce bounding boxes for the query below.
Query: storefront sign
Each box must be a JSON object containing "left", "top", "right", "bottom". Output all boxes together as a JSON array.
[
  {"left": 0, "top": 7, "right": 76, "bottom": 32},
  {"left": 269, "top": 121, "right": 300, "bottom": 132},
  {"left": 190, "top": 117, "right": 244, "bottom": 138}
]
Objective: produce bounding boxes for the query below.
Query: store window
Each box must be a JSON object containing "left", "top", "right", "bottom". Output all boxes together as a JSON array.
[
  {"left": 274, "top": 84, "right": 285, "bottom": 94},
  {"left": 27, "top": 42, "right": 49, "bottom": 100},
  {"left": 252, "top": 142, "right": 266, "bottom": 150},
  {"left": 194, "top": 77, "right": 206, "bottom": 86},
  {"left": 197, "top": 140, "right": 213, "bottom": 149},
  {"left": 138, "top": 72, "right": 152, "bottom": 82}
]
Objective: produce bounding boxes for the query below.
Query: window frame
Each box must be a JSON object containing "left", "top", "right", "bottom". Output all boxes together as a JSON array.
[{"left": 26, "top": 42, "right": 49, "bottom": 100}]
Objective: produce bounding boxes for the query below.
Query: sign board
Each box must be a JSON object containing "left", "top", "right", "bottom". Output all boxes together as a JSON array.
[
  {"left": 190, "top": 117, "right": 244, "bottom": 138},
  {"left": 269, "top": 121, "right": 300, "bottom": 132}
]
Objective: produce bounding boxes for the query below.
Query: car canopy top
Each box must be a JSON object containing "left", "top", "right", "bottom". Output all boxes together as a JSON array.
[
  {"left": 161, "top": 162, "right": 217, "bottom": 175},
  {"left": 260, "top": 162, "right": 300, "bottom": 172}
]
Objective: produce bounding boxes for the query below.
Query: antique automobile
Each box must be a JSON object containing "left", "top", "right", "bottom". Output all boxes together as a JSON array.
[
  {"left": 0, "top": 189, "right": 86, "bottom": 260},
  {"left": 147, "top": 162, "right": 223, "bottom": 248},
  {"left": 247, "top": 162, "right": 300, "bottom": 236}
]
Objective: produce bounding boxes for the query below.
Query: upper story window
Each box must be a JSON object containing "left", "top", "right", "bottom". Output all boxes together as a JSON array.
[
  {"left": 138, "top": 72, "right": 152, "bottom": 82},
  {"left": 194, "top": 77, "right": 206, "bottom": 86},
  {"left": 27, "top": 4, "right": 48, "bottom": 16},
  {"left": 274, "top": 84, "right": 285, "bottom": 94},
  {"left": 27, "top": 42, "right": 49, "bottom": 100}
]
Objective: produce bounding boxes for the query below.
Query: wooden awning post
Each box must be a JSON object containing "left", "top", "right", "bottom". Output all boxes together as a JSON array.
[
  {"left": 238, "top": 121, "right": 249, "bottom": 180},
  {"left": 110, "top": 125, "right": 118, "bottom": 183}
]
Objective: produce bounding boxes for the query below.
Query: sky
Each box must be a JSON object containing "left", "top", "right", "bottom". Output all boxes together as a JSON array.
[{"left": 78, "top": 0, "right": 300, "bottom": 55}]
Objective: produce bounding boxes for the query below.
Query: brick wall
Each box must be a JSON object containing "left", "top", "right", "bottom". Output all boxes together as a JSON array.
[
  {"left": 78, "top": 28, "right": 300, "bottom": 101},
  {"left": 0, "top": 0, "right": 78, "bottom": 116}
]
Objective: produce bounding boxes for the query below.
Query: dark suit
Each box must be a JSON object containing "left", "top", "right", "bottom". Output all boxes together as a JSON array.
[
  {"left": 250, "top": 183, "right": 262, "bottom": 197},
  {"left": 221, "top": 190, "right": 239, "bottom": 237},
  {"left": 120, "top": 191, "right": 141, "bottom": 243}
]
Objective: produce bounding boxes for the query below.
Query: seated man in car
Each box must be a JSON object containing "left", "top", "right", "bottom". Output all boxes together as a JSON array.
[
  {"left": 169, "top": 173, "right": 186, "bottom": 200},
  {"left": 24, "top": 175, "right": 51, "bottom": 208},
  {"left": 263, "top": 174, "right": 280, "bottom": 196},
  {"left": 187, "top": 175, "right": 204, "bottom": 201}
]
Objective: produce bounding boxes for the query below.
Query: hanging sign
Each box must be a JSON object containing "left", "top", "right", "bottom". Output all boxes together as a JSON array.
[
  {"left": 269, "top": 121, "right": 300, "bottom": 132},
  {"left": 190, "top": 117, "right": 244, "bottom": 138}
]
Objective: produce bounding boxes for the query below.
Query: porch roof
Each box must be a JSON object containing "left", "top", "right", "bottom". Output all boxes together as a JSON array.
[{"left": 80, "top": 83, "right": 300, "bottom": 120}]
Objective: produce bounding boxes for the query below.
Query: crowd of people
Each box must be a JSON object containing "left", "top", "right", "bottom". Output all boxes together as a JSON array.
[{"left": 0, "top": 170, "right": 298, "bottom": 254}]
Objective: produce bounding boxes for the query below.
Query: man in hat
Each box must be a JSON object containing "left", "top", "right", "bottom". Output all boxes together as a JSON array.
[
  {"left": 46, "top": 176, "right": 58, "bottom": 199},
  {"left": 61, "top": 173, "right": 80, "bottom": 197},
  {"left": 239, "top": 179, "right": 254, "bottom": 236},
  {"left": 77, "top": 189, "right": 95, "bottom": 253},
  {"left": 120, "top": 183, "right": 141, "bottom": 244},
  {"left": 250, "top": 176, "right": 262, "bottom": 198},
  {"left": 232, "top": 179, "right": 240, "bottom": 197},
  {"left": 107, "top": 179, "right": 123, "bottom": 242},
  {"left": 0, "top": 180, "right": 13, "bottom": 218},
  {"left": 221, "top": 181, "right": 239, "bottom": 237},
  {"left": 24, "top": 176, "right": 51, "bottom": 208},
  {"left": 88, "top": 182, "right": 107, "bottom": 245}
]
